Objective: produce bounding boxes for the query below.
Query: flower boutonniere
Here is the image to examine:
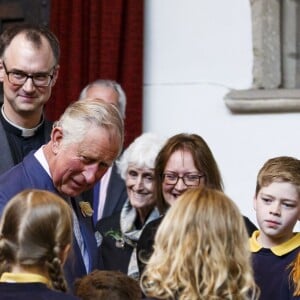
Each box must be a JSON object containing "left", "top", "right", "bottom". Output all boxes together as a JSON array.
[
  {"left": 105, "top": 229, "right": 125, "bottom": 248},
  {"left": 79, "top": 201, "right": 94, "bottom": 217}
]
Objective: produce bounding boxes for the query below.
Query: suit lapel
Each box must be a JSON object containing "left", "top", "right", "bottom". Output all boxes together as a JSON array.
[
  {"left": 72, "top": 195, "right": 99, "bottom": 272},
  {"left": 103, "top": 163, "right": 127, "bottom": 217}
]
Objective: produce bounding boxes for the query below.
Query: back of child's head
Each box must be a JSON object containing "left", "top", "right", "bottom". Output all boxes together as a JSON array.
[
  {"left": 141, "top": 186, "right": 259, "bottom": 300},
  {"left": 74, "top": 270, "right": 142, "bottom": 300},
  {"left": 155, "top": 186, "right": 249, "bottom": 257},
  {"left": 255, "top": 156, "right": 300, "bottom": 196},
  {"left": 0, "top": 189, "right": 73, "bottom": 292}
]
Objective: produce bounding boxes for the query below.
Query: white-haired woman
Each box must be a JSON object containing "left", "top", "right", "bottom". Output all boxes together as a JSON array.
[{"left": 96, "top": 132, "right": 165, "bottom": 279}]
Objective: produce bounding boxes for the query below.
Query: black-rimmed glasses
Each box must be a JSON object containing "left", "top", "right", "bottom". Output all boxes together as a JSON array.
[
  {"left": 2, "top": 61, "right": 55, "bottom": 87},
  {"left": 163, "top": 172, "right": 204, "bottom": 187}
]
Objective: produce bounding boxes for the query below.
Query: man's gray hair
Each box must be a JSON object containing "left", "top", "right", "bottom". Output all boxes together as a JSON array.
[
  {"left": 55, "top": 99, "right": 124, "bottom": 155},
  {"left": 79, "top": 79, "right": 126, "bottom": 119}
]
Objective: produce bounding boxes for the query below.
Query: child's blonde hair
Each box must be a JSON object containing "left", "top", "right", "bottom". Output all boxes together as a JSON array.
[
  {"left": 141, "top": 187, "right": 259, "bottom": 300},
  {"left": 290, "top": 252, "right": 300, "bottom": 296}
]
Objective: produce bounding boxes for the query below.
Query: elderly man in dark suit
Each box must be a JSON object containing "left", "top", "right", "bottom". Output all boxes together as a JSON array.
[
  {"left": 79, "top": 79, "right": 127, "bottom": 224},
  {"left": 0, "top": 99, "right": 124, "bottom": 292}
]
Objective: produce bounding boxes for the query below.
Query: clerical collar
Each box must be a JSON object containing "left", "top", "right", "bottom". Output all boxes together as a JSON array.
[{"left": 1, "top": 105, "right": 43, "bottom": 137}]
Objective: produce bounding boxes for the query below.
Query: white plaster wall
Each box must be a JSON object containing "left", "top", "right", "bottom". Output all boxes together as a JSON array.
[{"left": 143, "top": 0, "right": 300, "bottom": 230}]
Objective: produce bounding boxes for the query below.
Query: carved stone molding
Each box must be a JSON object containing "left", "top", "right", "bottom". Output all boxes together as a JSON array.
[
  {"left": 225, "top": 89, "right": 300, "bottom": 113},
  {"left": 225, "top": 0, "right": 300, "bottom": 113}
]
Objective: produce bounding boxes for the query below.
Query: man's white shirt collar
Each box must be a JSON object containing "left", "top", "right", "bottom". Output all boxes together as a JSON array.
[{"left": 34, "top": 146, "right": 51, "bottom": 178}]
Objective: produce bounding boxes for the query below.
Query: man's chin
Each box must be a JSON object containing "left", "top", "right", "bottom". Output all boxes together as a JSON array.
[
  {"left": 59, "top": 186, "right": 81, "bottom": 198},
  {"left": 16, "top": 105, "right": 40, "bottom": 115}
]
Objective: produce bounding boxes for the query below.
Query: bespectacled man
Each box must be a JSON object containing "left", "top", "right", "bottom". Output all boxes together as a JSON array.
[{"left": 0, "top": 23, "right": 60, "bottom": 174}]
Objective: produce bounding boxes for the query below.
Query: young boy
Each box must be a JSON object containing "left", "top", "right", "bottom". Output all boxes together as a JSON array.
[{"left": 250, "top": 156, "right": 300, "bottom": 300}]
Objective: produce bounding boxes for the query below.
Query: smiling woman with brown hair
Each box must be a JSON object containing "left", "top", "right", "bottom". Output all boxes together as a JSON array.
[{"left": 137, "top": 133, "right": 257, "bottom": 276}]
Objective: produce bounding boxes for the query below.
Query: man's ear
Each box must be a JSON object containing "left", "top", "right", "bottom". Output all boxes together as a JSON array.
[
  {"left": 0, "top": 60, "right": 5, "bottom": 82},
  {"left": 50, "top": 64, "right": 60, "bottom": 87},
  {"left": 51, "top": 126, "right": 63, "bottom": 154}
]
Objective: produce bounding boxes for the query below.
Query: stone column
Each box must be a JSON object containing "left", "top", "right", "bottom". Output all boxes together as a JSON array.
[{"left": 251, "top": 0, "right": 281, "bottom": 89}]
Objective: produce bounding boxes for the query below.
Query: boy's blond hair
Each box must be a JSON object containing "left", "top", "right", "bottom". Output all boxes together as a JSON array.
[{"left": 255, "top": 156, "right": 300, "bottom": 197}]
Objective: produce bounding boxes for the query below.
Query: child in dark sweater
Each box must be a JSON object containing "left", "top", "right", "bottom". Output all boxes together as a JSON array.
[{"left": 250, "top": 156, "right": 300, "bottom": 300}]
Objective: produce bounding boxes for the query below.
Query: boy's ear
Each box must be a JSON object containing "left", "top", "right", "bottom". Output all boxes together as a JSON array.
[
  {"left": 253, "top": 196, "right": 257, "bottom": 211},
  {"left": 296, "top": 194, "right": 300, "bottom": 221}
]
